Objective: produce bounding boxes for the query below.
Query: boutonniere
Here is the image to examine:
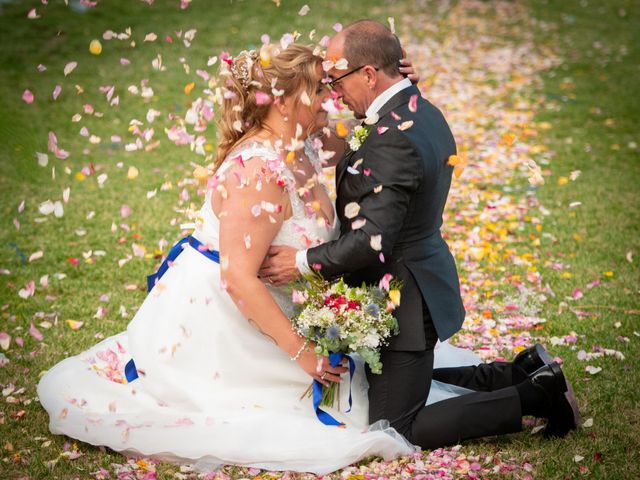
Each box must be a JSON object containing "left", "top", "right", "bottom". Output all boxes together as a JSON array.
[{"left": 347, "top": 124, "right": 372, "bottom": 152}]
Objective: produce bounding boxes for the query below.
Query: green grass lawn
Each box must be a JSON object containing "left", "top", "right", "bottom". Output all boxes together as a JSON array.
[
  {"left": 0, "top": 0, "right": 638, "bottom": 478},
  {"left": 522, "top": 0, "right": 640, "bottom": 476}
]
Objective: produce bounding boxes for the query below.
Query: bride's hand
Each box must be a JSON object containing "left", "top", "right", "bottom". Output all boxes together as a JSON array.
[
  {"left": 399, "top": 55, "right": 420, "bottom": 84},
  {"left": 297, "top": 348, "right": 348, "bottom": 386}
]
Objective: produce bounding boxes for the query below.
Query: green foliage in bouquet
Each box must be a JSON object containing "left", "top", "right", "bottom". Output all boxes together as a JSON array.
[{"left": 291, "top": 272, "right": 401, "bottom": 375}]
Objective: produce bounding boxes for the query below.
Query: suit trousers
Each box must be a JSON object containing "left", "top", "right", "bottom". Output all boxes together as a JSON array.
[{"left": 366, "top": 304, "right": 523, "bottom": 450}]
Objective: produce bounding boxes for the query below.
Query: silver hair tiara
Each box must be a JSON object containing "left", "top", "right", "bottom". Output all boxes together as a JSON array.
[{"left": 230, "top": 50, "right": 259, "bottom": 90}]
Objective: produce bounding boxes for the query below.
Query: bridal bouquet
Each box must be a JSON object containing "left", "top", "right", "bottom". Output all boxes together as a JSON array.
[{"left": 291, "top": 273, "right": 401, "bottom": 415}]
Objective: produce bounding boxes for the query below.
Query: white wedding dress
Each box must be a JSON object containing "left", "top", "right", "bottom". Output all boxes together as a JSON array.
[{"left": 37, "top": 142, "right": 478, "bottom": 475}]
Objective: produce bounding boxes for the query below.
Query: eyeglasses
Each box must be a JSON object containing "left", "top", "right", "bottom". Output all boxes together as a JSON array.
[{"left": 328, "top": 65, "right": 379, "bottom": 88}]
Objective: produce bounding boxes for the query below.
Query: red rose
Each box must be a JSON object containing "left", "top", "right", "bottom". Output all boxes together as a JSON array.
[{"left": 347, "top": 300, "right": 361, "bottom": 311}]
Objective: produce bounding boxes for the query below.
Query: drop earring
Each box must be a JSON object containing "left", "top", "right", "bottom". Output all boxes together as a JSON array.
[{"left": 284, "top": 116, "right": 289, "bottom": 122}]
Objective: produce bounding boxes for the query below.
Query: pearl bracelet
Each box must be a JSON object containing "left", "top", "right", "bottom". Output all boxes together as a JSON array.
[{"left": 290, "top": 339, "right": 309, "bottom": 361}]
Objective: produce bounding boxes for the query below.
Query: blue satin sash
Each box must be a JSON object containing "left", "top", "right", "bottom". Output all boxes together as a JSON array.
[
  {"left": 312, "top": 352, "right": 356, "bottom": 426},
  {"left": 125, "top": 235, "right": 219, "bottom": 383},
  {"left": 146, "top": 236, "right": 220, "bottom": 293}
]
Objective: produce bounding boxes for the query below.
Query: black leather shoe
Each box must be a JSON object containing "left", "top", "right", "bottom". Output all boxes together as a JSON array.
[
  {"left": 545, "top": 375, "right": 580, "bottom": 438},
  {"left": 514, "top": 344, "right": 553, "bottom": 374},
  {"left": 528, "top": 362, "right": 580, "bottom": 438}
]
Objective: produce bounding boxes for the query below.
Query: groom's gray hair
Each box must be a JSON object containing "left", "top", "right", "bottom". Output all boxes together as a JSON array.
[{"left": 343, "top": 19, "right": 403, "bottom": 77}]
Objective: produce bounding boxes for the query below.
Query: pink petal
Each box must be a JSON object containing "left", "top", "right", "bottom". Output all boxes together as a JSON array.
[
  {"left": 52, "top": 85, "right": 62, "bottom": 100},
  {"left": 408, "top": 94, "right": 418, "bottom": 113},
  {"left": 120, "top": 204, "right": 132, "bottom": 218},
  {"left": 29, "top": 322, "right": 43, "bottom": 341},
  {"left": 55, "top": 149, "right": 69, "bottom": 160},
  {"left": 22, "top": 89, "right": 34, "bottom": 104},
  {"left": 255, "top": 91, "right": 271, "bottom": 105},
  {"left": 0, "top": 332, "right": 10, "bottom": 350},
  {"left": 47, "top": 131, "right": 58, "bottom": 151}
]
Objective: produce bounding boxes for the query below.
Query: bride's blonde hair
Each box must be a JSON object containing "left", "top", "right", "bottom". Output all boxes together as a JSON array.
[{"left": 215, "top": 44, "right": 322, "bottom": 169}]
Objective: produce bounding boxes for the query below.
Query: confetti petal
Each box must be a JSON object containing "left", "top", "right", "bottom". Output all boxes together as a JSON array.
[
  {"left": 22, "top": 89, "right": 34, "bottom": 104},
  {"left": 29, "top": 322, "right": 43, "bottom": 341},
  {"left": 344, "top": 202, "right": 360, "bottom": 219},
  {"left": 408, "top": 94, "right": 418, "bottom": 112},
  {"left": 370, "top": 234, "right": 382, "bottom": 251},
  {"left": 398, "top": 120, "right": 414, "bottom": 131},
  {"left": 64, "top": 61, "right": 78, "bottom": 76},
  {"left": 89, "top": 39, "right": 102, "bottom": 55},
  {"left": 298, "top": 4, "right": 310, "bottom": 16}
]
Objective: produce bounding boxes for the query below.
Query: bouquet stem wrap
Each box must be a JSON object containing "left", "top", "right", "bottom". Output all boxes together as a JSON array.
[{"left": 312, "top": 352, "right": 355, "bottom": 426}]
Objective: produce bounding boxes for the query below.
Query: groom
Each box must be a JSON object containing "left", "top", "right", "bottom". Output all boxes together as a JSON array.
[{"left": 261, "top": 20, "right": 579, "bottom": 447}]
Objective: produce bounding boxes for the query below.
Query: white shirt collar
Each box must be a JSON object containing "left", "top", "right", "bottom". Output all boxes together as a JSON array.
[{"left": 365, "top": 77, "right": 413, "bottom": 119}]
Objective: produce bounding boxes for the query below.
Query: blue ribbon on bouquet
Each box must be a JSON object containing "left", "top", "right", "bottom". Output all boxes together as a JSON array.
[
  {"left": 312, "top": 352, "right": 356, "bottom": 426},
  {"left": 124, "top": 235, "right": 220, "bottom": 383}
]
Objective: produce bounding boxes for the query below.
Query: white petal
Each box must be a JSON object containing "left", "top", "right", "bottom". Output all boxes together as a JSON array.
[
  {"left": 370, "top": 234, "right": 382, "bottom": 251},
  {"left": 344, "top": 202, "right": 360, "bottom": 219}
]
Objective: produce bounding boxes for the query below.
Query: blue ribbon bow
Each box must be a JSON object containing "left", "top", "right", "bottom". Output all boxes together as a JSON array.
[
  {"left": 312, "top": 352, "right": 356, "bottom": 426},
  {"left": 125, "top": 235, "right": 219, "bottom": 383}
]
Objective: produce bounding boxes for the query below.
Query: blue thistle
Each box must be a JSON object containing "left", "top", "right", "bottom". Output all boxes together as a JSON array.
[
  {"left": 326, "top": 325, "right": 340, "bottom": 340},
  {"left": 364, "top": 303, "right": 380, "bottom": 317}
]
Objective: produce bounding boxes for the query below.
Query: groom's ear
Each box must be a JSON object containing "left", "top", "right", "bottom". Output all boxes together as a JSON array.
[{"left": 363, "top": 65, "right": 378, "bottom": 88}]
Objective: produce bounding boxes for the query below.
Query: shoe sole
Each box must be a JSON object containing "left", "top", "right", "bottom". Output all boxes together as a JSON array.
[
  {"left": 544, "top": 365, "right": 580, "bottom": 438},
  {"left": 536, "top": 344, "right": 554, "bottom": 367}
]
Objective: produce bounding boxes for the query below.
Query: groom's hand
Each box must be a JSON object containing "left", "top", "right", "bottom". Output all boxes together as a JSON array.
[{"left": 259, "top": 245, "right": 300, "bottom": 286}]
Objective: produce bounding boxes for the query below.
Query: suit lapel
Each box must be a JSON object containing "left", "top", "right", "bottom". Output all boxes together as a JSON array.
[{"left": 336, "top": 147, "right": 356, "bottom": 192}]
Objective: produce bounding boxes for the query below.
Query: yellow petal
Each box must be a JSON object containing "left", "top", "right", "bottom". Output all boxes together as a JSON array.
[
  {"left": 335, "top": 122, "right": 349, "bottom": 138},
  {"left": 184, "top": 82, "right": 195, "bottom": 95},
  {"left": 89, "top": 40, "right": 102, "bottom": 55},
  {"left": 193, "top": 166, "right": 209, "bottom": 181},
  {"left": 389, "top": 289, "right": 401, "bottom": 306},
  {"left": 66, "top": 319, "right": 84, "bottom": 330},
  {"left": 502, "top": 133, "right": 516, "bottom": 146},
  {"left": 127, "top": 166, "right": 139, "bottom": 180},
  {"left": 447, "top": 154, "right": 461, "bottom": 166}
]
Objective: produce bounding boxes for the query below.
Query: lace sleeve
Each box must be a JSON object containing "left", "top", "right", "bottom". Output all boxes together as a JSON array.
[{"left": 303, "top": 134, "right": 325, "bottom": 175}]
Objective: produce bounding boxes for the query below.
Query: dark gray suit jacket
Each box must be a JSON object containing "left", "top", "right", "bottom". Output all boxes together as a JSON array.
[{"left": 307, "top": 84, "right": 465, "bottom": 350}]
